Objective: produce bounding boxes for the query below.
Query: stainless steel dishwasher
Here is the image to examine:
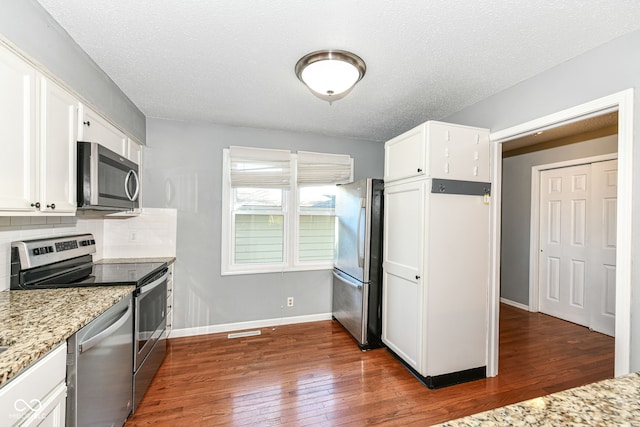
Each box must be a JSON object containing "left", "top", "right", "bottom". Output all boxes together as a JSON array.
[{"left": 67, "top": 294, "right": 134, "bottom": 427}]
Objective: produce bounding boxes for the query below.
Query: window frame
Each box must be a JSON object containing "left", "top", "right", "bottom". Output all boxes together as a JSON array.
[{"left": 221, "top": 149, "right": 352, "bottom": 275}]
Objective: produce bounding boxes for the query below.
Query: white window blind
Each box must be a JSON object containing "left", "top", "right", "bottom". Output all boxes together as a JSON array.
[
  {"left": 229, "top": 146, "right": 291, "bottom": 188},
  {"left": 297, "top": 151, "right": 353, "bottom": 185}
]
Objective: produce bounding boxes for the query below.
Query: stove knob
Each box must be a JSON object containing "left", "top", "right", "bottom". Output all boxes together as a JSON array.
[{"left": 33, "top": 248, "right": 40, "bottom": 255}]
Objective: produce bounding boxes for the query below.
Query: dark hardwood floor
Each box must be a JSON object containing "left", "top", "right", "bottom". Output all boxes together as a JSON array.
[{"left": 125, "top": 304, "right": 614, "bottom": 426}]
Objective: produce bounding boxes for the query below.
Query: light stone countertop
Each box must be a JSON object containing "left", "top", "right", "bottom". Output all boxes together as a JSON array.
[
  {"left": 435, "top": 372, "right": 640, "bottom": 426},
  {"left": 0, "top": 286, "right": 134, "bottom": 387}
]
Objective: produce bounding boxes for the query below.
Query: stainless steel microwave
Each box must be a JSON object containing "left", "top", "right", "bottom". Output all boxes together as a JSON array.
[{"left": 77, "top": 141, "right": 140, "bottom": 211}]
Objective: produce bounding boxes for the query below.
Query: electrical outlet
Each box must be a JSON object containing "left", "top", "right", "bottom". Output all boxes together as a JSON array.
[{"left": 287, "top": 297, "right": 294, "bottom": 307}]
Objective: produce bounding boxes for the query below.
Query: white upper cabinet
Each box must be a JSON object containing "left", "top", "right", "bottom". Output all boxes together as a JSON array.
[
  {"left": 0, "top": 45, "right": 78, "bottom": 215},
  {"left": 384, "top": 121, "right": 490, "bottom": 183},
  {"left": 384, "top": 124, "right": 426, "bottom": 182},
  {"left": 127, "top": 137, "right": 142, "bottom": 165},
  {"left": 0, "top": 46, "right": 38, "bottom": 211},
  {"left": 78, "top": 103, "right": 126, "bottom": 156},
  {"left": 39, "top": 77, "right": 78, "bottom": 213}
]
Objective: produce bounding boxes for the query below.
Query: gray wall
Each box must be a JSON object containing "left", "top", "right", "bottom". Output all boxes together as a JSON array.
[
  {"left": 0, "top": 0, "right": 145, "bottom": 142},
  {"left": 443, "top": 29, "right": 640, "bottom": 370},
  {"left": 144, "top": 118, "right": 383, "bottom": 331},
  {"left": 501, "top": 135, "right": 617, "bottom": 305}
]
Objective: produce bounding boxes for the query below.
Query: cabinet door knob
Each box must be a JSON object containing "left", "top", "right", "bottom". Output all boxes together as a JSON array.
[
  {"left": 417, "top": 168, "right": 422, "bottom": 173},
  {"left": 47, "top": 203, "right": 56, "bottom": 210},
  {"left": 30, "top": 202, "right": 41, "bottom": 208},
  {"left": 415, "top": 275, "right": 421, "bottom": 280},
  {"left": 83, "top": 120, "right": 91, "bottom": 127}
]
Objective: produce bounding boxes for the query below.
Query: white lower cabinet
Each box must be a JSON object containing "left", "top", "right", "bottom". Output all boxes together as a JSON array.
[
  {"left": 0, "top": 344, "right": 67, "bottom": 426},
  {"left": 19, "top": 383, "right": 66, "bottom": 427}
]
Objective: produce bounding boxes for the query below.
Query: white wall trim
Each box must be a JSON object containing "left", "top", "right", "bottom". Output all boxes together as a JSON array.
[
  {"left": 490, "top": 88, "right": 634, "bottom": 378},
  {"left": 528, "top": 153, "right": 618, "bottom": 314},
  {"left": 486, "top": 138, "right": 502, "bottom": 377},
  {"left": 169, "top": 312, "right": 333, "bottom": 339},
  {"left": 500, "top": 297, "right": 530, "bottom": 312}
]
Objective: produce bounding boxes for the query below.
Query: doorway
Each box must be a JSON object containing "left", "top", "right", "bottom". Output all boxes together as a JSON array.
[
  {"left": 487, "top": 88, "right": 634, "bottom": 378},
  {"left": 532, "top": 156, "right": 617, "bottom": 337}
]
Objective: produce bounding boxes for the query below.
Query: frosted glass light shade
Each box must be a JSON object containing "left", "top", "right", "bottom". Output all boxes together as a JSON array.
[{"left": 295, "top": 50, "right": 366, "bottom": 103}]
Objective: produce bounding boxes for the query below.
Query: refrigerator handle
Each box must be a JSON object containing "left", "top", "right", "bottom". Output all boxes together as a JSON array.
[{"left": 357, "top": 198, "right": 365, "bottom": 268}]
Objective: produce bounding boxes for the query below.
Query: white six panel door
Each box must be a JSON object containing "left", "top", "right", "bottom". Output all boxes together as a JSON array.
[
  {"left": 539, "top": 164, "right": 590, "bottom": 326},
  {"left": 539, "top": 161, "right": 617, "bottom": 336},
  {"left": 589, "top": 160, "right": 617, "bottom": 336}
]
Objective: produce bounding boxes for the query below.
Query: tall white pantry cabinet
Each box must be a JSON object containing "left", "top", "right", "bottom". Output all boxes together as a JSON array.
[{"left": 382, "top": 121, "right": 491, "bottom": 388}]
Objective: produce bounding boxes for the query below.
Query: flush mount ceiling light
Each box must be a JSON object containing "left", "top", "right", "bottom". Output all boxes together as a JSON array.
[{"left": 295, "top": 50, "right": 366, "bottom": 104}]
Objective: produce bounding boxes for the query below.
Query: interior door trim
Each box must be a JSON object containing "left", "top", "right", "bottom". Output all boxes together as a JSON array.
[{"left": 489, "top": 88, "right": 634, "bottom": 378}]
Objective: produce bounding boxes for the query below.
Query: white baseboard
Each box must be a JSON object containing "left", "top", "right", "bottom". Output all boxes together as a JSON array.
[
  {"left": 169, "top": 312, "right": 333, "bottom": 339},
  {"left": 500, "top": 297, "right": 530, "bottom": 312}
]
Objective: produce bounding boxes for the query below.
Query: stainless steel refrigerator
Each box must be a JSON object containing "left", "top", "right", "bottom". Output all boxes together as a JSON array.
[{"left": 333, "top": 178, "right": 384, "bottom": 350}]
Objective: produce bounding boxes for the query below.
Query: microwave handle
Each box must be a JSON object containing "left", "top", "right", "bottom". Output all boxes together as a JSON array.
[{"left": 125, "top": 170, "right": 140, "bottom": 202}]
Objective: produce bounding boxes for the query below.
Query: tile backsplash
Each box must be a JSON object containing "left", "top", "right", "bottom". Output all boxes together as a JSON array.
[
  {"left": 0, "top": 208, "right": 177, "bottom": 291},
  {"left": 103, "top": 208, "right": 177, "bottom": 259}
]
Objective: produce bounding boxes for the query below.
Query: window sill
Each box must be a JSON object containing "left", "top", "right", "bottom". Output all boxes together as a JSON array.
[{"left": 221, "top": 263, "right": 333, "bottom": 276}]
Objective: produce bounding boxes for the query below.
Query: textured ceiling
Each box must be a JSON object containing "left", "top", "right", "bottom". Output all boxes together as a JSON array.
[{"left": 35, "top": 0, "right": 640, "bottom": 142}]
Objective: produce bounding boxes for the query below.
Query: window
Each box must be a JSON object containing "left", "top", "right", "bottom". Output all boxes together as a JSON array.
[
  {"left": 298, "top": 185, "right": 336, "bottom": 262},
  {"left": 222, "top": 147, "right": 353, "bottom": 275}
]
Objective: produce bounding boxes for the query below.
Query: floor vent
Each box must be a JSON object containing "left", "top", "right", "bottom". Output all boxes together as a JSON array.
[{"left": 227, "top": 330, "right": 261, "bottom": 339}]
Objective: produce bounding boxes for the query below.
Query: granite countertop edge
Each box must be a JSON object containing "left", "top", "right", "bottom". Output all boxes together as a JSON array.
[
  {"left": 0, "top": 286, "right": 135, "bottom": 388},
  {"left": 434, "top": 371, "right": 640, "bottom": 426}
]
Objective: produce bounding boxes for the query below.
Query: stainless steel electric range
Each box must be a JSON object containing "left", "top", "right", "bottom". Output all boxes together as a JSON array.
[{"left": 10, "top": 233, "right": 168, "bottom": 425}]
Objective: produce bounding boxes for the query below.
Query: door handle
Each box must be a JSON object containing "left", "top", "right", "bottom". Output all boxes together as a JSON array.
[
  {"left": 124, "top": 170, "right": 140, "bottom": 202},
  {"left": 138, "top": 271, "right": 169, "bottom": 295},
  {"left": 356, "top": 199, "right": 365, "bottom": 268},
  {"left": 79, "top": 301, "right": 132, "bottom": 353}
]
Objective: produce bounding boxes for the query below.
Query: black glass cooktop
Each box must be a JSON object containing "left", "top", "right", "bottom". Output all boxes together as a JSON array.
[{"left": 75, "top": 262, "right": 167, "bottom": 287}]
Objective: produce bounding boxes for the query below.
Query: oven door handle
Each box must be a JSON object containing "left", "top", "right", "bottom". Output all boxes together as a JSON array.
[
  {"left": 137, "top": 271, "right": 169, "bottom": 295},
  {"left": 79, "top": 300, "right": 132, "bottom": 353}
]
